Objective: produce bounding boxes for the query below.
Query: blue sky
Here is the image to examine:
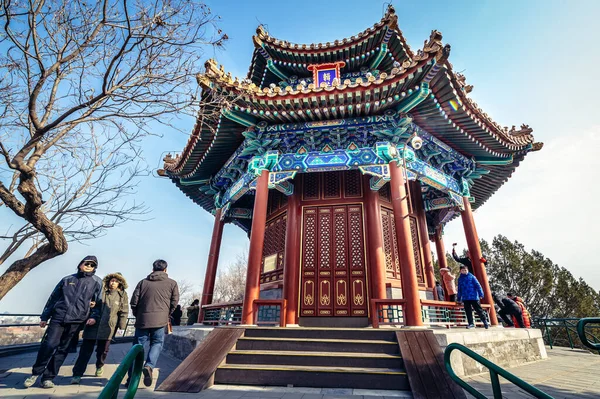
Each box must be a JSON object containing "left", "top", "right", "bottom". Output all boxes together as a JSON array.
[{"left": 1, "top": 0, "right": 599, "bottom": 312}]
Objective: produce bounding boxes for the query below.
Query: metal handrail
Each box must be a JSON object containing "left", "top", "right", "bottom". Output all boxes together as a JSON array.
[
  {"left": 444, "top": 343, "right": 553, "bottom": 399},
  {"left": 577, "top": 318, "right": 600, "bottom": 351},
  {"left": 97, "top": 344, "right": 144, "bottom": 399}
]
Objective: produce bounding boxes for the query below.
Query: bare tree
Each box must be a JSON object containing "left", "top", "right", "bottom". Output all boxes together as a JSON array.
[
  {"left": 213, "top": 250, "right": 248, "bottom": 303},
  {"left": 175, "top": 278, "right": 201, "bottom": 308},
  {"left": 0, "top": 0, "right": 227, "bottom": 300}
]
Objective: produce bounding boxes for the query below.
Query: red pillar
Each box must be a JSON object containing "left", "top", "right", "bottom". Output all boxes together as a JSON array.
[
  {"left": 389, "top": 163, "right": 423, "bottom": 327},
  {"left": 198, "top": 208, "right": 225, "bottom": 322},
  {"left": 460, "top": 197, "right": 498, "bottom": 326},
  {"left": 433, "top": 227, "right": 450, "bottom": 300},
  {"left": 241, "top": 170, "right": 270, "bottom": 325},
  {"left": 411, "top": 181, "right": 437, "bottom": 300},
  {"left": 283, "top": 189, "right": 300, "bottom": 325},
  {"left": 364, "top": 175, "right": 387, "bottom": 301}
]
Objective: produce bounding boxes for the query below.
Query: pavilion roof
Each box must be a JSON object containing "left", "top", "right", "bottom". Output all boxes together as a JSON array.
[
  {"left": 163, "top": 16, "right": 542, "bottom": 219},
  {"left": 247, "top": 5, "right": 413, "bottom": 86}
]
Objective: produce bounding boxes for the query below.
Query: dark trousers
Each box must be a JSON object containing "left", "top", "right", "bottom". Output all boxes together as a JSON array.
[
  {"left": 68, "top": 323, "right": 85, "bottom": 353},
  {"left": 498, "top": 308, "right": 515, "bottom": 327},
  {"left": 72, "top": 339, "right": 112, "bottom": 376},
  {"left": 511, "top": 311, "right": 526, "bottom": 328},
  {"left": 32, "top": 321, "right": 82, "bottom": 381},
  {"left": 448, "top": 294, "right": 457, "bottom": 302},
  {"left": 463, "top": 300, "right": 488, "bottom": 326}
]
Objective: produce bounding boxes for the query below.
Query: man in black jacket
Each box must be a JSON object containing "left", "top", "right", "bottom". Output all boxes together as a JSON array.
[
  {"left": 492, "top": 292, "right": 524, "bottom": 328},
  {"left": 128, "top": 259, "right": 179, "bottom": 387},
  {"left": 24, "top": 256, "right": 102, "bottom": 389}
]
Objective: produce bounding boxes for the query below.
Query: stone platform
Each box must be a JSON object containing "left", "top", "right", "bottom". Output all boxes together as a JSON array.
[{"left": 433, "top": 327, "right": 547, "bottom": 377}]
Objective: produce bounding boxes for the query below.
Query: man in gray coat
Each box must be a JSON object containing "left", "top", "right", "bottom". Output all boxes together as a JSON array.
[{"left": 128, "top": 259, "right": 179, "bottom": 387}]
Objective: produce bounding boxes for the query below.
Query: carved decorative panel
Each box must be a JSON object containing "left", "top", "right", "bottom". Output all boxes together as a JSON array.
[
  {"left": 344, "top": 170, "right": 362, "bottom": 198},
  {"left": 409, "top": 215, "right": 425, "bottom": 283},
  {"left": 323, "top": 171, "right": 341, "bottom": 199},
  {"left": 333, "top": 208, "right": 347, "bottom": 269},
  {"left": 261, "top": 213, "right": 287, "bottom": 283},
  {"left": 300, "top": 205, "right": 368, "bottom": 317},
  {"left": 267, "top": 189, "right": 288, "bottom": 217},
  {"left": 302, "top": 209, "right": 317, "bottom": 271},
  {"left": 318, "top": 208, "right": 332, "bottom": 270},
  {"left": 391, "top": 216, "right": 401, "bottom": 277},
  {"left": 302, "top": 173, "right": 319, "bottom": 201},
  {"left": 348, "top": 207, "right": 364, "bottom": 270},
  {"left": 379, "top": 183, "right": 392, "bottom": 203},
  {"left": 381, "top": 208, "right": 401, "bottom": 280}
]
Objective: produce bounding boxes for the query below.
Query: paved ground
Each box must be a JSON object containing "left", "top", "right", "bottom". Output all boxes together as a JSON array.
[
  {"left": 0, "top": 343, "right": 598, "bottom": 398},
  {"left": 463, "top": 347, "right": 600, "bottom": 398}
]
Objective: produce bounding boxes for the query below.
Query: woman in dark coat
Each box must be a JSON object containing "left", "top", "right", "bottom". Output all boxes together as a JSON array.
[
  {"left": 186, "top": 299, "right": 200, "bottom": 325},
  {"left": 71, "top": 273, "right": 129, "bottom": 383},
  {"left": 171, "top": 305, "right": 183, "bottom": 326}
]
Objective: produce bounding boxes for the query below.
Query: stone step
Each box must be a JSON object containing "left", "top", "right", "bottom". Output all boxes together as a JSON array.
[
  {"left": 235, "top": 336, "right": 400, "bottom": 355},
  {"left": 226, "top": 349, "right": 404, "bottom": 369},
  {"left": 214, "top": 364, "right": 409, "bottom": 390},
  {"left": 244, "top": 327, "right": 397, "bottom": 342}
]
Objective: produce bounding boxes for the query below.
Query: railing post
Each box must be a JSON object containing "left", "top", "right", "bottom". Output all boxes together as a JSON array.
[
  {"left": 252, "top": 301, "right": 258, "bottom": 325},
  {"left": 371, "top": 300, "right": 379, "bottom": 328},
  {"left": 565, "top": 320, "right": 574, "bottom": 349},
  {"left": 280, "top": 300, "right": 286, "bottom": 327},
  {"left": 489, "top": 370, "right": 502, "bottom": 398}
]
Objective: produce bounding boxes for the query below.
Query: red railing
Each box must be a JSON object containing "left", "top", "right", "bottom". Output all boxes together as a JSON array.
[
  {"left": 253, "top": 299, "right": 287, "bottom": 327},
  {"left": 421, "top": 300, "right": 491, "bottom": 328},
  {"left": 371, "top": 299, "right": 406, "bottom": 328},
  {"left": 371, "top": 299, "right": 492, "bottom": 328},
  {"left": 201, "top": 301, "right": 243, "bottom": 325}
]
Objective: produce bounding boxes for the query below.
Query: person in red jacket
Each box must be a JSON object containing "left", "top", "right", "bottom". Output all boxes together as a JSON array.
[{"left": 507, "top": 293, "right": 531, "bottom": 328}]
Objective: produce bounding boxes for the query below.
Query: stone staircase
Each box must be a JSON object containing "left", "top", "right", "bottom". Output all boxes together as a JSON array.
[{"left": 214, "top": 327, "right": 409, "bottom": 390}]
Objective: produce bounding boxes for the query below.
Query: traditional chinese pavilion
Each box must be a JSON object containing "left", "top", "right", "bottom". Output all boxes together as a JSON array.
[{"left": 161, "top": 6, "right": 541, "bottom": 329}]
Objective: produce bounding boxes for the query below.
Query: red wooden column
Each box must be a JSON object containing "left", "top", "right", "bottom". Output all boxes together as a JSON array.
[
  {"left": 433, "top": 226, "right": 450, "bottom": 300},
  {"left": 282, "top": 190, "right": 300, "bottom": 325},
  {"left": 198, "top": 208, "right": 225, "bottom": 322},
  {"left": 460, "top": 197, "right": 498, "bottom": 326},
  {"left": 389, "top": 163, "right": 423, "bottom": 327},
  {"left": 364, "top": 175, "right": 387, "bottom": 301},
  {"left": 410, "top": 181, "right": 437, "bottom": 300},
  {"left": 241, "top": 170, "right": 270, "bottom": 325}
]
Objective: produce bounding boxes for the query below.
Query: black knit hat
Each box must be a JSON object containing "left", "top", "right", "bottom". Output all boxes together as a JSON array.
[{"left": 78, "top": 255, "right": 98, "bottom": 269}]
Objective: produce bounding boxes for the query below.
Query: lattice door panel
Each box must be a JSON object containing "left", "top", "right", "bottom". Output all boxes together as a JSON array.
[
  {"left": 260, "top": 213, "right": 287, "bottom": 284},
  {"left": 300, "top": 205, "right": 368, "bottom": 317},
  {"left": 381, "top": 208, "right": 401, "bottom": 280}
]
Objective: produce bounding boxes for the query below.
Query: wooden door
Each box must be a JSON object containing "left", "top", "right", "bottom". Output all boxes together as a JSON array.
[{"left": 300, "top": 205, "right": 368, "bottom": 317}]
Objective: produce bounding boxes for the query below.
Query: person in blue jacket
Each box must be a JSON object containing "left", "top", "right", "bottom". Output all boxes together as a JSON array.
[
  {"left": 23, "top": 256, "right": 103, "bottom": 389},
  {"left": 456, "top": 264, "right": 489, "bottom": 329}
]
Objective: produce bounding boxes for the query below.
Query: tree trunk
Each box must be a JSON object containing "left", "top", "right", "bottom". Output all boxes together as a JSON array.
[
  {"left": 0, "top": 242, "right": 65, "bottom": 300},
  {"left": 0, "top": 171, "right": 68, "bottom": 301}
]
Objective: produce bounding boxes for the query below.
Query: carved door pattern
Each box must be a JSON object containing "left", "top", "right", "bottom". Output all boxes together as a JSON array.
[{"left": 300, "top": 205, "right": 368, "bottom": 317}]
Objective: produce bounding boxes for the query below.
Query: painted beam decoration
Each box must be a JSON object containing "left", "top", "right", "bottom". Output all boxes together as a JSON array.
[
  {"left": 210, "top": 109, "right": 484, "bottom": 218},
  {"left": 219, "top": 142, "right": 464, "bottom": 210}
]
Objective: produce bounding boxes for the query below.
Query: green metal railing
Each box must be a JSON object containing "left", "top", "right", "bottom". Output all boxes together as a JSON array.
[
  {"left": 444, "top": 343, "right": 553, "bottom": 399},
  {"left": 98, "top": 344, "right": 144, "bottom": 399},
  {"left": 534, "top": 317, "right": 600, "bottom": 353},
  {"left": 577, "top": 318, "right": 600, "bottom": 352}
]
